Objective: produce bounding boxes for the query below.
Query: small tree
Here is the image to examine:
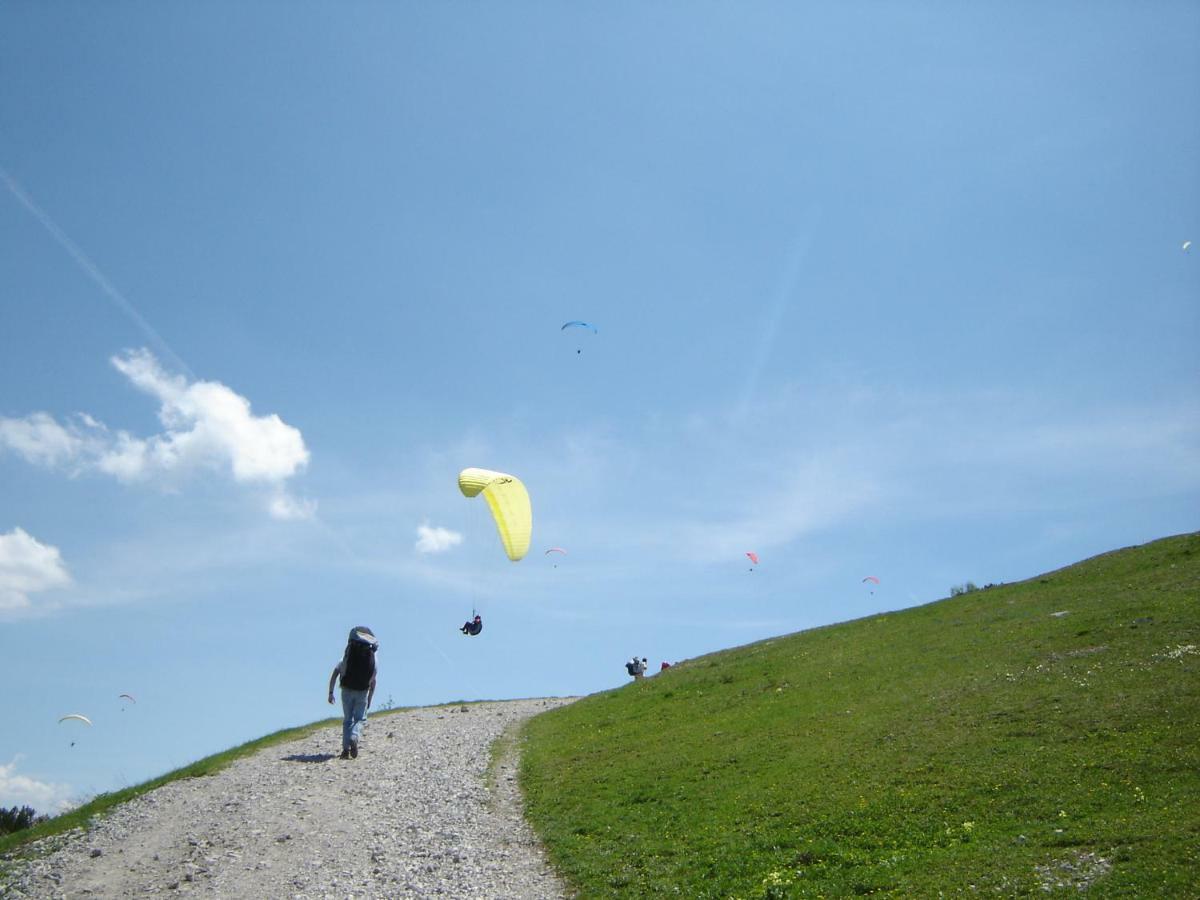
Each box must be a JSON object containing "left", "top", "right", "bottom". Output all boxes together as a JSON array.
[
  {"left": 0, "top": 804, "right": 48, "bottom": 836},
  {"left": 950, "top": 581, "right": 979, "bottom": 597}
]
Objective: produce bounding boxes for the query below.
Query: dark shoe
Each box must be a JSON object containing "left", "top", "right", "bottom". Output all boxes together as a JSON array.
[
  {"left": 340, "top": 749, "right": 350, "bottom": 760},
  {"left": 350, "top": 741, "right": 359, "bottom": 759}
]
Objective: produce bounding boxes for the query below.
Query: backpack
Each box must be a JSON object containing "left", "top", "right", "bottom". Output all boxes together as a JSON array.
[
  {"left": 625, "top": 661, "right": 637, "bottom": 676},
  {"left": 341, "top": 636, "right": 376, "bottom": 690}
]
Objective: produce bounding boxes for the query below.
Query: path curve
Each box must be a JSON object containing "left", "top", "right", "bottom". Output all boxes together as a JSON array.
[{"left": 2, "top": 698, "right": 575, "bottom": 899}]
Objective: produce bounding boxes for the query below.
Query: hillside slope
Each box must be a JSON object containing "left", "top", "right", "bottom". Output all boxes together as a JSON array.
[
  {"left": 521, "top": 534, "right": 1199, "bottom": 897},
  {"left": 2, "top": 700, "right": 571, "bottom": 898}
]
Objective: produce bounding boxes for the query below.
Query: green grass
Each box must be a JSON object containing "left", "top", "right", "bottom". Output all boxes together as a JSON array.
[{"left": 520, "top": 534, "right": 1200, "bottom": 897}]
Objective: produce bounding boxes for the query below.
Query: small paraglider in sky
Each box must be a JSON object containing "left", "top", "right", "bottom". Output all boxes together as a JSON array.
[
  {"left": 1184, "top": 240, "right": 1193, "bottom": 252},
  {"left": 545, "top": 547, "right": 567, "bottom": 568},
  {"left": 59, "top": 713, "right": 92, "bottom": 747},
  {"left": 561, "top": 320, "right": 597, "bottom": 353},
  {"left": 863, "top": 575, "right": 880, "bottom": 595},
  {"left": 746, "top": 551, "right": 759, "bottom": 571},
  {"left": 119, "top": 693, "right": 136, "bottom": 710}
]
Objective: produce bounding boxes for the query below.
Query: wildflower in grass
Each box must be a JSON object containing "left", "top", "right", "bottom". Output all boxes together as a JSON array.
[
  {"left": 1161, "top": 644, "right": 1198, "bottom": 661},
  {"left": 760, "top": 869, "right": 796, "bottom": 899}
]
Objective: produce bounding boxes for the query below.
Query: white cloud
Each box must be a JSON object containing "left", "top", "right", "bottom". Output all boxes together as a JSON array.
[
  {"left": 0, "top": 413, "right": 85, "bottom": 470},
  {"left": 0, "top": 757, "right": 76, "bottom": 813},
  {"left": 268, "top": 491, "right": 318, "bottom": 522},
  {"left": 415, "top": 523, "right": 463, "bottom": 555},
  {"left": 668, "top": 456, "right": 884, "bottom": 562},
  {"left": 0, "top": 349, "right": 310, "bottom": 506},
  {"left": 543, "top": 385, "right": 1200, "bottom": 567},
  {"left": 0, "top": 528, "right": 71, "bottom": 611},
  {"left": 108, "top": 349, "right": 309, "bottom": 483}
]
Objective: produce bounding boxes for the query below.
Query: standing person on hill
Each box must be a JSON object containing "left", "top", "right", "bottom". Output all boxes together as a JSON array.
[{"left": 327, "top": 626, "right": 378, "bottom": 759}]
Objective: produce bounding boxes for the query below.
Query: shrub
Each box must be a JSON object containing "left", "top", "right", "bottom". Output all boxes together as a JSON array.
[{"left": 0, "top": 805, "right": 48, "bottom": 836}]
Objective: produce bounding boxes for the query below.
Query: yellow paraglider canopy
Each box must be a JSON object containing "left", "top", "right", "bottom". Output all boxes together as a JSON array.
[{"left": 458, "top": 468, "right": 532, "bottom": 562}]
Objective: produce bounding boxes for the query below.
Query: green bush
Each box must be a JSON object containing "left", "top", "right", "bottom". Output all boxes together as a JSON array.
[{"left": 0, "top": 806, "right": 47, "bottom": 837}]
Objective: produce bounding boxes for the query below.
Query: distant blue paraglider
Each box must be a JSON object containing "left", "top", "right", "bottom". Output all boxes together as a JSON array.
[{"left": 561, "top": 321, "right": 597, "bottom": 354}]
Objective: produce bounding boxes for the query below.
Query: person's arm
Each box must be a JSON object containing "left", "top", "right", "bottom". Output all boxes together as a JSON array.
[
  {"left": 367, "top": 673, "right": 376, "bottom": 709},
  {"left": 328, "top": 666, "right": 339, "bottom": 704}
]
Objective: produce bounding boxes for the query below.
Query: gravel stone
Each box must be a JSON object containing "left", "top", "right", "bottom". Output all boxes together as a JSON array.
[{"left": 1, "top": 699, "right": 574, "bottom": 899}]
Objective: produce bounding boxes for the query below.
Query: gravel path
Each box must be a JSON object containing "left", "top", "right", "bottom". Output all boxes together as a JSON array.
[{"left": 1, "top": 698, "right": 575, "bottom": 899}]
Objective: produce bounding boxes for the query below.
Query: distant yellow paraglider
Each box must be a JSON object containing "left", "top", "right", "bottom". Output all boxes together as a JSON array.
[
  {"left": 1184, "top": 240, "right": 1193, "bottom": 252},
  {"left": 458, "top": 468, "right": 532, "bottom": 561}
]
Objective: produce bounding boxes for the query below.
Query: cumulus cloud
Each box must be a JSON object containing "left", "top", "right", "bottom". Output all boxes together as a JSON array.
[
  {"left": 0, "top": 528, "right": 71, "bottom": 611},
  {"left": 0, "top": 757, "right": 76, "bottom": 813},
  {"left": 415, "top": 523, "right": 463, "bottom": 555},
  {"left": 0, "top": 349, "right": 310, "bottom": 515}
]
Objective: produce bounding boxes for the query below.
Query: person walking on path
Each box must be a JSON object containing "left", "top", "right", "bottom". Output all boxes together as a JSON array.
[{"left": 328, "top": 626, "right": 378, "bottom": 759}]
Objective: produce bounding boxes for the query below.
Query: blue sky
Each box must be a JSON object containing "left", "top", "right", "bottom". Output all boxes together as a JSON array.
[{"left": 1, "top": 2, "right": 1197, "bottom": 811}]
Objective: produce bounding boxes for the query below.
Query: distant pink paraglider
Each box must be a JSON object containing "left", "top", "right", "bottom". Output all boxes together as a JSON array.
[
  {"left": 862, "top": 576, "right": 880, "bottom": 585},
  {"left": 746, "top": 552, "right": 759, "bottom": 565}
]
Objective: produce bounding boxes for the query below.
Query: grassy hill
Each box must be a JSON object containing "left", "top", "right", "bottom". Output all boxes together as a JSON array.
[{"left": 520, "top": 534, "right": 1200, "bottom": 897}]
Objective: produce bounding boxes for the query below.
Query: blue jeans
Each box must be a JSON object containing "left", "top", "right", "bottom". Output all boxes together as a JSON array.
[{"left": 341, "top": 688, "right": 369, "bottom": 750}]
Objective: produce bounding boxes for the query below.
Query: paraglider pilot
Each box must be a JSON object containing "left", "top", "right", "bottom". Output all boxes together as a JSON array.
[
  {"left": 460, "top": 614, "right": 483, "bottom": 636},
  {"left": 328, "top": 626, "right": 377, "bottom": 759}
]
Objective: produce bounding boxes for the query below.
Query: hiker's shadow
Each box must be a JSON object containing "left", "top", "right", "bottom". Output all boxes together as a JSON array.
[{"left": 282, "top": 753, "right": 337, "bottom": 763}]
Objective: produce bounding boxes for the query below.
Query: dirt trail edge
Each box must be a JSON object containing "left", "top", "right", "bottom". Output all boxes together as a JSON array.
[{"left": 2, "top": 698, "right": 576, "bottom": 899}]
